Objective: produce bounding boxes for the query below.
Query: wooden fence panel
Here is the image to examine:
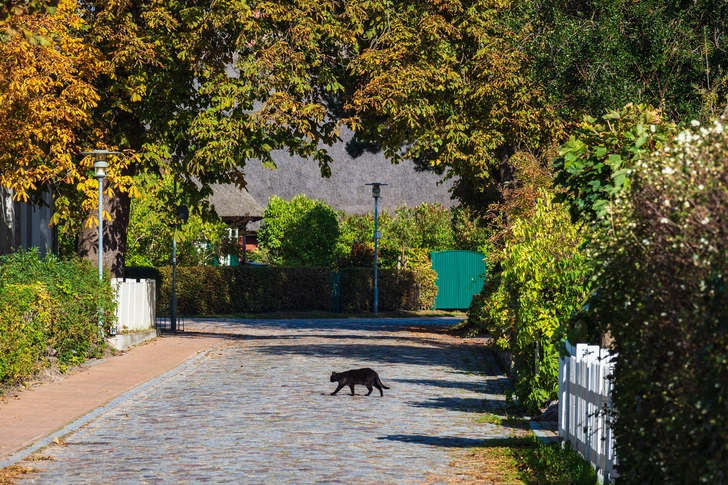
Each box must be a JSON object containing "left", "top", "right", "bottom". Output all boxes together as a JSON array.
[
  {"left": 558, "top": 342, "right": 618, "bottom": 483},
  {"left": 113, "top": 278, "right": 156, "bottom": 332}
]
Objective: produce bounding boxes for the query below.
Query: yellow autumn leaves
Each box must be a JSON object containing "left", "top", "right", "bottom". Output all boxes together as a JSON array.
[{"left": 0, "top": 0, "right": 130, "bottom": 224}]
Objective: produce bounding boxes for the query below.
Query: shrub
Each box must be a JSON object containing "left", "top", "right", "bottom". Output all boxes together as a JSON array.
[
  {"left": 469, "top": 193, "right": 590, "bottom": 413},
  {"left": 588, "top": 120, "right": 728, "bottom": 483},
  {"left": 553, "top": 103, "right": 676, "bottom": 225},
  {"left": 0, "top": 283, "right": 52, "bottom": 385},
  {"left": 0, "top": 251, "right": 116, "bottom": 385}
]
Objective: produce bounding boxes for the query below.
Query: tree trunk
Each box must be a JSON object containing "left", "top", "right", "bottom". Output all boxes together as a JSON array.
[{"left": 77, "top": 167, "right": 133, "bottom": 278}]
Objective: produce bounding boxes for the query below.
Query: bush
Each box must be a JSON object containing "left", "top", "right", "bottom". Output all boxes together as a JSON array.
[
  {"left": 588, "top": 120, "right": 728, "bottom": 483},
  {"left": 156, "top": 266, "right": 333, "bottom": 314},
  {"left": 339, "top": 267, "right": 438, "bottom": 313},
  {"left": 0, "top": 251, "right": 116, "bottom": 386},
  {"left": 468, "top": 193, "right": 590, "bottom": 414},
  {"left": 0, "top": 283, "right": 52, "bottom": 385}
]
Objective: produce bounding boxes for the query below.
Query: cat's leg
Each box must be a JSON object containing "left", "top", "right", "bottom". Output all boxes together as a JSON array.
[
  {"left": 331, "top": 383, "right": 345, "bottom": 395},
  {"left": 365, "top": 385, "right": 373, "bottom": 396},
  {"left": 374, "top": 383, "right": 384, "bottom": 396},
  {"left": 349, "top": 384, "right": 355, "bottom": 395}
]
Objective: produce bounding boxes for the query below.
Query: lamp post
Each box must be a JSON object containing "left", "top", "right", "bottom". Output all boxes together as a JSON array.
[
  {"left": 171, "top": 176, "right": 188, "bottom": 333},
  {"left": 81, "top": 149, "right": 120, "bottom": 336},
  {"left": 365, "top": 182, "right": 387, "bottom": 314}
]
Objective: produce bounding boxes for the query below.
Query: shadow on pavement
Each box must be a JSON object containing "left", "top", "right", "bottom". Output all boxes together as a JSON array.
[{"left": 377, "top": 435, "right": 487, "bottom": 448}]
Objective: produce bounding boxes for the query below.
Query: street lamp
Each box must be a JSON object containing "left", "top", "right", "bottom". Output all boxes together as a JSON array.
[
  {"left": 171, "top": 174, "right": 188, "bottom": 333},
  {"left": 81, "top": 149, "right": 120, "bottom": 336},
  {"left": 365, "top": 182, "right": 387, "bottom": 314}
]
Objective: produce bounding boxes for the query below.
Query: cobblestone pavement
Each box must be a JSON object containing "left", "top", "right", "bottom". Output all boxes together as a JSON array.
[{"left": 16, "top": 318, "right": 519, "bottom": 484}]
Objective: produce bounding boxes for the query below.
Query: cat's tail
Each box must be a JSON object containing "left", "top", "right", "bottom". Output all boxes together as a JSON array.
[{"left": 377, "top": 377, "right": 390, "bottom": 389}]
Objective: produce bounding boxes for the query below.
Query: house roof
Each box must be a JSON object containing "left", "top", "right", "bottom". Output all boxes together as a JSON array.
[
  {"left": 208, "top": 183, "right": 264, "bottom": 224},
  {"left": 241, "top": 126, "right": 455, "bottom": 217}
]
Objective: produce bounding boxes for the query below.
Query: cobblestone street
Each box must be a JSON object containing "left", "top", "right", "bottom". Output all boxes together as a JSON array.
[{"left": 15, "top": 318, "right": 518, "bottom": 484}]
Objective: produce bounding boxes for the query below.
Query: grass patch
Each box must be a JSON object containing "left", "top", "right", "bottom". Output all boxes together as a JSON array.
[
  {"left": 436, "top": 435, "right": 597, "bottom": 485},
  {"left": 195, "top": 309, "right": 467, "bottom": 320},
  {"left": 474, "top": 413, "right": 530, "bottom": 428}
]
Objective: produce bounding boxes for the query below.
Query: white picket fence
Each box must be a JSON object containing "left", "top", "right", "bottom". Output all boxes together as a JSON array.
[
  {"left": 112, "top": 278, "right": 156, "bottom": 332},
  {"left": 558, "top": 342, "right": 618, "bottom": 483}
]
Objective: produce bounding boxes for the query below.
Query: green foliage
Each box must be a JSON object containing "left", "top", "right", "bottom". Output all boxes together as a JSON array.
[
  {"left": 338, "top": 268, "right": 438, "bottom": 313},
  {"left": 156, "top": 266, "right": 333, "bottom": 315},
  {"left": 587, "top": 120, "right": 728, "bottom": 483},
  {"left": 0, "top": 283, "right": 51, "bottom": 385},
  {"left": 258, "top": 195, "right": 341, "bottom": 267},
  {"left": 344, "top": 0, "right": 560, "bottom": 193},
  {"left": 473, "top": 435, "right": 597, "bottom": 485},
  {"left": 155, "top": 265, "right": 436, "bottom": 315},
  {"left": 514, "top": 437, "right": 597, "bottom": 485},
  {"left": 469, "top": 194, "right": 590, "bottom": 413},
  {"left": 126, "top": 172, "right": 236, "bottom": 267},
  {"left": 0, "top": 250, "right": 116, "bottom": 385},
  {"left": 338, "top": 203, "right": 461, "bottom": 270},
  {"left": 386, "top": 203, "right": 455, "bottom": 268},
  {"left": 532, "top": 0, "right": 728, "bottom": 123},
  {"left": 554, "top": 104, "right": 677, "bottom": 224}
]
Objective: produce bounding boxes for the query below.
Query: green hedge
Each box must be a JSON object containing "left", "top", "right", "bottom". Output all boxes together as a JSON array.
[
  {"left": 0, "top": 251, "right": 117, "bottom": 386},
  {"left": 339, "top": 268, "right": 438, "bottom": 313},
  {"left": 156, "top": 266, "right": 333, "bottom": 314},
  {"left": 153, "top": 265, "right": 438, "bottom": 315}
]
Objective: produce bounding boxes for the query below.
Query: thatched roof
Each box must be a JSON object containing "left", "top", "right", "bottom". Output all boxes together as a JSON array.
[
  {"left": 242, "top": 127, "right": 456, "bottom": 217},
  {"left": 208, "top": 183, "right": 264, "bottom": 224}
]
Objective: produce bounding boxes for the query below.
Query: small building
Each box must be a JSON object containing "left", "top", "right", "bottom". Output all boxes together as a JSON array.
[
  {"left": 0, "top": 187, "right": 56, "bottom": 257},
  {"left": 207, "top": 183, "right": 264, "bottom": 264}
]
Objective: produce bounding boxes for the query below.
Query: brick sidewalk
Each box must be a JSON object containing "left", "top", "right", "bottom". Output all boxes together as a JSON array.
[{"left": 0, "top": 334, "right": 223, "bottom": 462}]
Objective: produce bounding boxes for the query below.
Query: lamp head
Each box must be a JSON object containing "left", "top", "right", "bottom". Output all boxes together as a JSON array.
[
  {"left": 81, "top": 149, "right": 121, "bottom": 179},
  {"left": 365, "top": 182, "right": 387, "bottom": 198},
  {"left": 94, "top": 161, "right": 108, "bottom": 179}
]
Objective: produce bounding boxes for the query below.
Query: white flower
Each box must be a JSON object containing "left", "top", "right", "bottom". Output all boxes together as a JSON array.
[
  {"left": 662, "top": 166, "right": 674, "bottom": 175},
  {"left": 664, "top": 199, "right": 671, "bottom": 207},
  {"left": 701, "top": 217, "right": 710, "bottom": 224},
  {"left": 698, "top": 184, "right": 704, "bottom": 190},
  {"left": 715, "top": 122, "right": 724, "bottom": 134},
  {"left": 684, "top": 201, "right": 690, "bottom": 208},
  {"left": 660, "top": 218, "right": 669, "bottom": 224},
  {"left": 691, "top": 120, "right": 701, "bottom": 127},
  {"left": 642, "top": 239, "right": 650, "bottom": 246},
  {"left": 650, "top": 124, "right": 657, "bottom": 133}
]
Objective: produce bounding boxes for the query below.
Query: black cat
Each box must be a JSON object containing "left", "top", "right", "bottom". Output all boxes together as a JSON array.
[{"left": 330, "top": 368, "right": 390, "bottom": 396}]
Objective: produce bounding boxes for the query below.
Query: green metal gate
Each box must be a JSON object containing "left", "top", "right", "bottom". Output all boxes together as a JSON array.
[{"left": 431, "top": 250, "right": 486, "bottom": 310}]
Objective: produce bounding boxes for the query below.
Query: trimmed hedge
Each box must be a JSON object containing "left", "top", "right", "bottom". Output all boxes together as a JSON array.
[
  {"left": 339, "top": 268, "right": 438, "bottom": 313},
  {"left": 156, "top": 266, "right": 332, "bottom": 314},
  {"left": 0, "top": 251, "right": 117, "bottom": 386},
  {"left": 152, "top": 265, "right": 438, "bottom": 315}
]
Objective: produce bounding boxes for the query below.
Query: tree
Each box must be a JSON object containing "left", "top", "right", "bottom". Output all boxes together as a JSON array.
[
  {"left": 531, "top": 0, "right": 728, "bottom": 123},
  {"left": 258, "top": 195, "right": 341, "bottom": 267},
  {"left": 0, "top": 0, "right": 58, "bottom": 41},
  {"left": 342, "top": 0, "right": 561, "bottom": 202},
  {"left": 0, "top": 0, "right": 103, "bottom": 205},
  {"left": 125, "top": 172, "right": 236, "bottom": 268},
  {"left": 69, "top": 0, "right": 351, "bottom": 275}
]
